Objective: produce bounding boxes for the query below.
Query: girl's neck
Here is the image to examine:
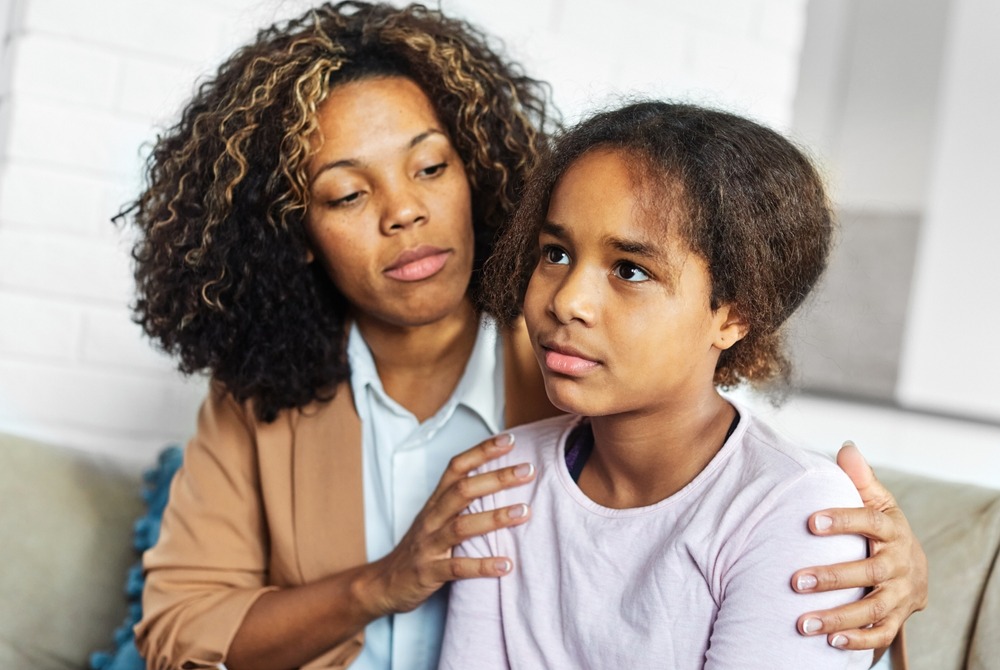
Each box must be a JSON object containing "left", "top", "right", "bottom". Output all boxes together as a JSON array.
[
  {"left": 580, "top": 389, "right": 737, "bottom": 509},
  {"left": 353, "top": 298, "right": 479, "bottom": 422}
]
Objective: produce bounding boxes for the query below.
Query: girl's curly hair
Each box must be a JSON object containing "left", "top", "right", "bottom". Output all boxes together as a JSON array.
[
  {"left": 485, "top": 101, "right": 833, "bottom": 393},
  {"left": 122, "top": 1, "right": 558, "bottom": 422}
]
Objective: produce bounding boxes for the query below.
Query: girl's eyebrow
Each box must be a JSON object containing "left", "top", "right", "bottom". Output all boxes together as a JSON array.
[
  {"left": 540, "top": 220, "right": 568, "bottom": 238},
  {"left": 541, "top": 220, "right": 665, "bottom": 259},
  {"left": 606, "top": 235, "right": 661, "bottom": 259}
]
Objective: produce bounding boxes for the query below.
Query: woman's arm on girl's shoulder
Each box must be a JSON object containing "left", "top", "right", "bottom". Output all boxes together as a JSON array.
[
  {"left": 791, "top": 443, "right": 928, "bottom": 659},
  {"left": 139, "top": 383, "right": 385, "bottom": 670},
  {"left": 139, "top": 386, "right": 536, "bottom": 670},
  {"left": 706, "top": 470, "right": 874, "bottom": 670}
]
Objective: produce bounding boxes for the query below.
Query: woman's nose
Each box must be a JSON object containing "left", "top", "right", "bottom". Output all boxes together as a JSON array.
[{"left": 380, "top": 182, "right": 428, "bottom": 234}]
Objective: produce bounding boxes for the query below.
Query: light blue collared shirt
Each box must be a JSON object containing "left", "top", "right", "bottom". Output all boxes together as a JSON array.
[{"left": 347, "top": 315, "right": 505, "bottom": 670}]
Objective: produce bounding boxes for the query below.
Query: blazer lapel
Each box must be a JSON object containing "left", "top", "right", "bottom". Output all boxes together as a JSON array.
[{"left": 292, "top": 382, "right": 367, "bottom": 583}]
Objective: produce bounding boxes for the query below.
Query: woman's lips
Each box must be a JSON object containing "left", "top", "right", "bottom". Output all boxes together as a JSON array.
[
  {"left": 384, "top": 245, "right": 451, "bottom": 281},
  {"left": 542, "top": 345, "right": 600, "bottom": 376}
]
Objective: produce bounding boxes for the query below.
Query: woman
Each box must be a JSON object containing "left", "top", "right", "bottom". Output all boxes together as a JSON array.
[{"left": 125, "top": 3, "right": 926, "bottom": 669}]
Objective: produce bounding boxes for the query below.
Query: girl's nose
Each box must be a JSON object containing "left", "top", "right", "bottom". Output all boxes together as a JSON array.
[
  {"left": 549, "top": 268, "right": 596, "bottom": 326},
  {"left": 380, "top": 183, "right": 428, "bottom": 234}
]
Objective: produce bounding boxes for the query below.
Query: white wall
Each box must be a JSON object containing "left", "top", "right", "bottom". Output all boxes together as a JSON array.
[
  {"left": 897, "top": 0, "right": 1000, "bottom": 423},
  {"left": 0, "top": 0, "right": 808, "bottom": 463},
  {"left": 813, "top": 0, "right": 949, "bottom": 212}
]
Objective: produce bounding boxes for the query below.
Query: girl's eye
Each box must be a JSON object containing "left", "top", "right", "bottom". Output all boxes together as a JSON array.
[
  {"left": 419, "top": 162, "right": 448, "bottom": 178},
  {"left": 614, "top": 262, "right": 650, "bottom": 282},
  {"left": 542, "top": 245, "right": 570, "bottom": 265}
]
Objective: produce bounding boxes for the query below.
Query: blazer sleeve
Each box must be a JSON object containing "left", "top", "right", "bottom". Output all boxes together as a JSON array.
[{"left": 135, "top": 384, "right": 280, "bottom": 670}]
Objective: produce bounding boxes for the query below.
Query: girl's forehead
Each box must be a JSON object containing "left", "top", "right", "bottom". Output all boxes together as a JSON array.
[{"left": 549, "top": 149, "right": 689, "bottom": 245}]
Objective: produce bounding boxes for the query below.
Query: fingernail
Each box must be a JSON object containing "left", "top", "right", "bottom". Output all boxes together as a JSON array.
[
  {"left": 814, "top": 514, "right": 833, "bottom": 531},
  {"left": 796, "top": 574, "right": 818, "bottom": 591},
  {"left": 508, "top": 503, "right": 528, "bottom": 519},
  {"left": 495, "top": 559, "right": 511, "bottom": 573},
  {"left": 842, "top": 440, "right": 856, "bottom": 449},
  {"left": 494, "top": 433, "right": 514, "bottom": 448},
  {"left": 831, "top": 634, "right": 848, "bottom": 648},
  {"left": 514, "top": 463, "right": 534, "bottom": 479},
  {"left": 802, "top": 618, "right": 822, "bottom": 634}
]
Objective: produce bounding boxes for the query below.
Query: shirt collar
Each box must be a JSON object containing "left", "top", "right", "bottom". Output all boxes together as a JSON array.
[{"left": 346, "top": 314, "right": 502, "bottom": 433}]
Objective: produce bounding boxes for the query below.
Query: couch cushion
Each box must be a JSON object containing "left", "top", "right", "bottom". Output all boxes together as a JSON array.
[
  {"left": 878, "top": 467, "right": 1000, "bottom": 670},
  {"left": 0, "top": 433, "right": 143, "bottom": 669}
]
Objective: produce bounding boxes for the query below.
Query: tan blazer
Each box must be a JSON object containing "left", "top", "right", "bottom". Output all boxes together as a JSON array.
[{"left": 135, "top": 323, "right": 552, "bottom": 670}]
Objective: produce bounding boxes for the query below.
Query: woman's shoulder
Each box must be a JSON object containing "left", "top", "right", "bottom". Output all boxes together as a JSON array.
[{"left": 499, "top": 317, "right": 560, "bottom": 426}]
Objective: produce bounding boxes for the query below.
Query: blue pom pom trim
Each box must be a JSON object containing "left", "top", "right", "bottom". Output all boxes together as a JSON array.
[{"left": 88, "top": 445, "right": 183, "bottom": 670}]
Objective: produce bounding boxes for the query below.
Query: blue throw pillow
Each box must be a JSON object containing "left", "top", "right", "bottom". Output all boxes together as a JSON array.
[{"left": 89, "top": 446, "right": 183, "bottom": 670}]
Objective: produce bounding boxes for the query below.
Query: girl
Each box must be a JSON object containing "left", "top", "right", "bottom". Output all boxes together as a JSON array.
[{"left": 440, "top": 102, "right": 877, "bottom": 668}]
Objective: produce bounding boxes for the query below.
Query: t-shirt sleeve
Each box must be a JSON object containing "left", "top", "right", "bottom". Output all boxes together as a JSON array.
[
  {"left": 438, "top": 476, "right": 510, "bottom": 669},
  {"left": 705, "top": 469, "right": 874, "bottom": 670}
]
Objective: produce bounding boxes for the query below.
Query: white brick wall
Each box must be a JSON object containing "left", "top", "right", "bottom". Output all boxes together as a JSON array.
[{"left": 0, "top": 0, "right": 808, "bottom": 462}]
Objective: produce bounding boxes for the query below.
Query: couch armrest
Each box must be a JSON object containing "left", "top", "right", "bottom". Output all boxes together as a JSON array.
[
  {"left": 0, "top": 433, "right": 144, "bottom": 669},
  {"left": 877, "top": 467, "right": 1000, "bottom": 670}
]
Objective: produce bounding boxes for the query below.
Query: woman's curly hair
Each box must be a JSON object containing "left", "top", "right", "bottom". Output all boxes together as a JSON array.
[
  {"left": 121, "top": 1, "right": 558, "bottom": 422},
  {"left": 485, "top": 101, "right": 833, "bottom": 392}
]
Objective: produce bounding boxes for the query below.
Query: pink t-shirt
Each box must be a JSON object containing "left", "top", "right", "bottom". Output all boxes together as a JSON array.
[{"left": 440, "top": 409, "right": 873, "bottom": 669}]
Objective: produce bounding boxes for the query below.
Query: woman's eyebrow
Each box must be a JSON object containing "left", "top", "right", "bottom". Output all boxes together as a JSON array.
[
  {"left": 310, "top": 128, "right": 448, "bottom": 185},
  {"left": 409, "top": 128, "right": 446, "bottom": 148}
]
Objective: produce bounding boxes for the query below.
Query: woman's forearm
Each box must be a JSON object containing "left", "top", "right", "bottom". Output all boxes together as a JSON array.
[{"left": 226, "top": 561, "right": 383, "bottom": 670}]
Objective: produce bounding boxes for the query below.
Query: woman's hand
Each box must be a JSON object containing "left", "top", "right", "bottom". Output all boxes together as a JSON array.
[
  {"left": 362, "top": 433, "right": 535, "bottom": 617},
  {"left": 792, "top": 442, "right": 928, "bottom": 650}
]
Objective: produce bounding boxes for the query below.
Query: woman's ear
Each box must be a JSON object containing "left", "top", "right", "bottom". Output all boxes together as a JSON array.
[
  {"left": 712, "top": 304, "right": 748, "bottom": 351},
  {"left": 305, "top": 246, "right": 315, "bottom": 263}
]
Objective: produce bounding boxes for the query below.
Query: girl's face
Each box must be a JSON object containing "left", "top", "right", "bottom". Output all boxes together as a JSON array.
[
  {"left": 522, "top": 148, "right": 744, "bottom": 418},
  {"left": 304, "top": 76, "right": 475, "bottom": 330}
]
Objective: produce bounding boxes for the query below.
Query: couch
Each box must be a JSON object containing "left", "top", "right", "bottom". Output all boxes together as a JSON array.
[{"left": 1, "top": 431, "right": 997, "bottom": 669}]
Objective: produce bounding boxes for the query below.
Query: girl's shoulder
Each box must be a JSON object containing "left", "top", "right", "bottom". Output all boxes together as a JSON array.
[
  {"left": 481, "top": 413, "right": 580, "bottom": 475},
  {"left": 726, "top": 410, "right": 863, "bottom": 509}
]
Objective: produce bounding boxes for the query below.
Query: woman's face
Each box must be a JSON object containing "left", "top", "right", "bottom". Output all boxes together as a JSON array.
[{"left": 304, "top": 76, "right": 475, "bottom": 330}]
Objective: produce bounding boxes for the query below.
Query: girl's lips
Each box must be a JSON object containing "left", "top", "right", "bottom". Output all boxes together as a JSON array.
[
  {"left": 384, "top": 245, "right": 451, "bottom": 282},
  {"left": 542, "top": 346, "right": 600, "bottom": 376}
]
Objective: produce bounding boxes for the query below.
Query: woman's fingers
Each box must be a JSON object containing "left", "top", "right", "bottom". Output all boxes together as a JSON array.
[
  {"left": 792, "top": 552, "right": 897, "bottom": 594},
  {"left": 433, "top": 433, "right": 518, "bottom": 495},
  {"left": 373, "top": 433, "right": 535, "bottom": 614},
  {"left": 807, "top": 505, "right": 898, "bottom": 543},
  {"left": 434, "top": 503, "right": 532, "bottom": 552},
  {"left": 796, "top": 590, "right": 902, "bottom": 651},
  {"left": 432, "top": 556, "right": 517, "bottom": 582},
  {"left": 836, "top": 442, "right": 896, "bottom": 511},
  {"left": 422, "top": 434, "right": 535, "bottom": 532}
]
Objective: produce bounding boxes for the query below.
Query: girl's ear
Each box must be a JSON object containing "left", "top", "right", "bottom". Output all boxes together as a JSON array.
[
  {"left": 305, "top": 246, "right": 315, "bottom": 263},
  {"left": 713, "top": 304, "right": 748, "bottom": 351}
]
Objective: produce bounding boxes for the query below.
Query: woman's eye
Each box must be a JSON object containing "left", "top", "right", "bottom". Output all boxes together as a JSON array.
[
  {"left": 542, "top": 245, "right": 569, "bottom": 265},
  {"left": 419, "top": 162, "right": 448, "bottom": 178},
  {"left": 328, "top": 191, "right": 363, "bottom": 207},
  {"left": 614, "top": 262, "right": 650, "bottom": 282}
]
